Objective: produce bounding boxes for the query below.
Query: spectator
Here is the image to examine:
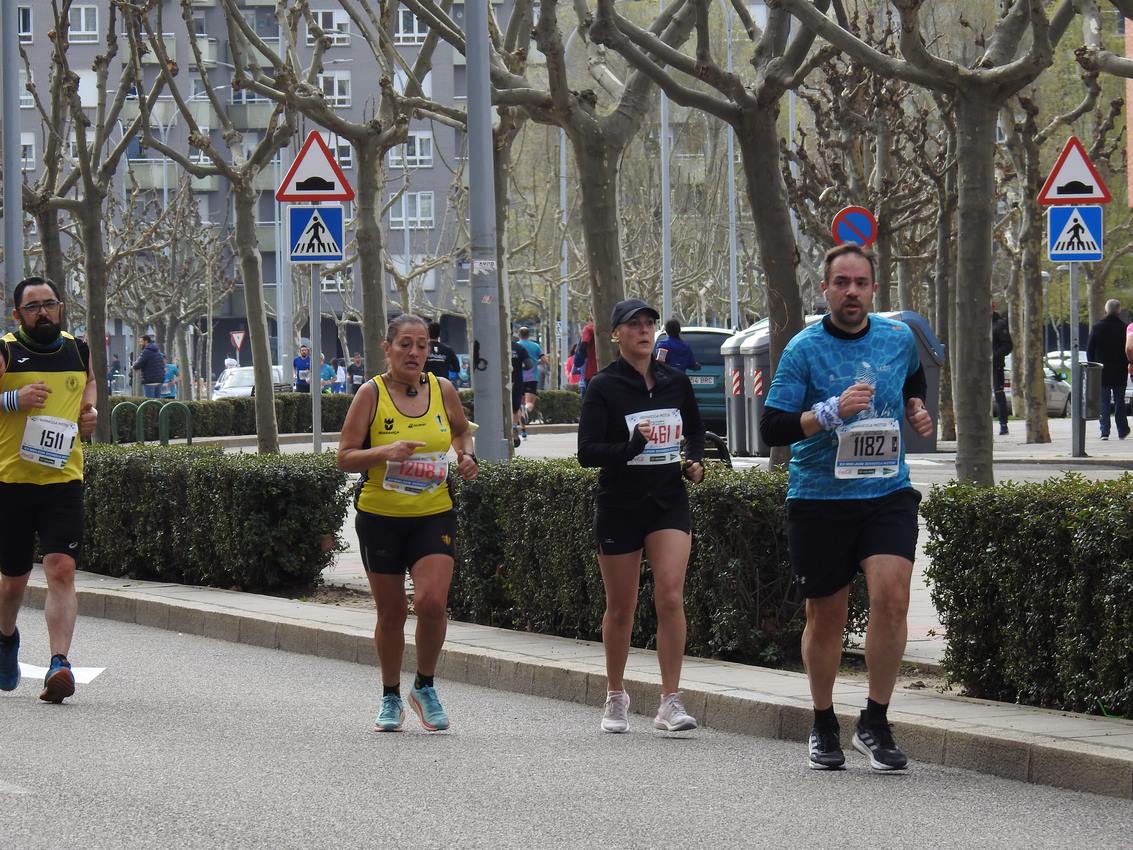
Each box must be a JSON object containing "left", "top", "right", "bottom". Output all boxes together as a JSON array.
[
  {"left": 107, "top": 354, "right": 123, "bottom": 395},
  {"left": 132, "top": 335, "right": 166, "bottom": 399},
  {"left": 653, "top": 319, "right": 701, "bottom": 373},
  {"left": 319, "top": 353, "right": 335, "bottom": 394},
  {"left": 160, "top": 358, "right": 181, "bottom": 399},
  {"left": 564, "top": 343, "right": 581, "bottom": 385},
  {"left": 334, "top": 357, "right": 347, "bottom": 394},
  {"left": 1086, "top": 299, "right": 1129, "bottom": 440},
  {"left": 347, "top": 352, "right": 366, "bottom": 394},
  {"left": 992, "top": 310, "right": 1013, "bottom": 435},
  {"left": 293, "top": 344, "right": 311, "bottom": 393},
  {"left": 224, "top": 354, "right": 238, "bottom": 370},
  {"left": 573, "top": 319, "right": 599, "bottom": 395},
  {"left": 424, "top": 322, "right": 461, "bottom": 382}
]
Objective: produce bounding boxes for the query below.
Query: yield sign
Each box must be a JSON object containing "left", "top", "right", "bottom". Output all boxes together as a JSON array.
[
  {"left": 229, "top": 330, "right": 246, "bottom": 351},
  {"left": 276, "top": 131, "right": 355, "bottom": 202},
  {"left": 1037, "top": 136, "right": 1112, "bottom": 205}
]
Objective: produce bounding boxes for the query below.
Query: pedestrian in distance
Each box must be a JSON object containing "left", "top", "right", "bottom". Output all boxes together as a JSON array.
[
  {"left": 0, "top": 277, "right": 99, "bottom": 703},
  {"left": 564, "top": 343, "right": 581, "bottom": 385},
  {"left": 334, "top": 357, "right": 347, "bottom": 394},
  {"left": 516, "top": 327, "right": 548, "bottom": 429},
  {"left": 992, "top": 309, "right": 1013, "bottom": 435},
  {"left": 424, "top": 322, "right": 461, "bottom": 383},
  {"left": 336, "top": 314, "right": 478, "bottom": 732},
  {"left": 510, "top": 340, "right": 530, "bottom": 447},
  {"left": 573, "top": 319, "right": 599, "bottom": 395},
  {"left": 132, "top": 334, "right": 165, "bottom": 399},
  {"left": 319, "top": 353, "right": 335, "bottom": 394},
  {"left": 293, "top": 344, "right": 312, "bottom": 393},
  {"left": 160, "top": 358, "right": 181, "bottom": 399},
  {"left": 653, "top": 319, "right": 701, "bottom": 373},
  {"left": 224, "top": 354, "right": 238, "bottom": 371},
  {"left": 1086, "top": 299, "right": 1130, "bottom": 440},
  {"left": 578, "top": 298, "right": 706, "bottom": 735},
  {"left": 759, "top": 243, "right": 933, "bottom": 772},
  {"left": 347, "top": 352, "right": 366, "bottom": 395}
]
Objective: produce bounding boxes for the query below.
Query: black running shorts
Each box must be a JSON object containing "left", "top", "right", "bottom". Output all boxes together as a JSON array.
[
  {"left": 593, "top": 489, "right": 692, "bottom": 556},
  {"left": 785, "top": 488, "right": 921, "bottom": 599},
  {"left": 0, "top": 481, "right": 85, "bottom": 577},
  {"left": 511, "top": 380, "right": 525, "bottom": 413},
  {"left": 355, "top": 509, "right": 456, "bottom": 575}
]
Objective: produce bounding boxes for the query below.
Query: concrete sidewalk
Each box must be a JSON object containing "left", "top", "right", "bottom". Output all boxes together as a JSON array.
[{"left": 23, "top": 567, "right": 1133, "bottom": 800}]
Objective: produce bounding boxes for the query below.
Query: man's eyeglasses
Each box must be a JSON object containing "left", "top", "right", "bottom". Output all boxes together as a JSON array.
[{"left": 18, "top": 300, "right": 62, "bottom": 314}]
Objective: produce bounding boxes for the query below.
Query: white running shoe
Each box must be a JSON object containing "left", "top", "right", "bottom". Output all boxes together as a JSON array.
[
  {"left": 601, "top": 690, "right": 630, "bottom": 733},
  {"left": 654, "top": 692, "right": 698, "bottom": 732}
]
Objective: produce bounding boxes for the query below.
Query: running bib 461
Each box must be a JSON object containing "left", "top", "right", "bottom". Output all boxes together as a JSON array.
[
  {"left": 20, "top": 416, "right": 78, "bottom": 469},
  {"left": 834, "top": 417, "right": 900, "bottom": 479},
  {"left": 382, "top": 452, "right": 449, "bottom": 495},
  {"left": 624, "top": 408, "right": 683, "bottom": 466}
]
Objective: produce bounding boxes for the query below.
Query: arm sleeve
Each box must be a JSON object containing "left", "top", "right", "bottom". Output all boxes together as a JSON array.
[
  {"left": 577, "top": 380, "right": 648, "bottom": 467},
  {"left": 760, "top": 405, "right": 807, "bottom": 447},
  {"left": 680, "top": 377, "right": 705, "bottom": 462},
  {"left": 1086, "top": 329, "right": 1099, "bottom": 363},
  {"left": 902, "top": 364, "right": 927, "bottom": 404}
]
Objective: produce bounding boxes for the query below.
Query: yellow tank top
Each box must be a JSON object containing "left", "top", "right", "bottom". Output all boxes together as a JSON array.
[
  {"left": 356, "top": 372, "right": 454, "bottom": 517},
  {"left": 0, "top": 331, "right": 88, "bottom": 485}
]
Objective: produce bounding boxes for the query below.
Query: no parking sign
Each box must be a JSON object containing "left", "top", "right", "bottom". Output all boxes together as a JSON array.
[{"left": 831, "top": 206, "right": 878, "bottom": 247}]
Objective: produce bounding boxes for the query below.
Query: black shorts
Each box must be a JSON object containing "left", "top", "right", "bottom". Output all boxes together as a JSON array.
[
  {"left": 522, "top": 381, "right": 538, "bottom": 396},
  {"left": 786, "top": 488, "right": 921, "bottom": 599},
  {"left": 593, "top": 490, "right": 691, "bottom": 555},
  {"left": 356, "top": 509, "right": 456, "bottom": 575},
  {"left": 0, "top": 481, "right": 84, "bottom": 577}
]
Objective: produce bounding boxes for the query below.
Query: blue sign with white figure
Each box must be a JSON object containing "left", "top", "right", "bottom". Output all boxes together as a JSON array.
[
  {"left": 288, "top": 205, "right": 344, "bottom": 264},
  {"left": 1048, "top": 205, "right": 1103, "bottom": 262}
]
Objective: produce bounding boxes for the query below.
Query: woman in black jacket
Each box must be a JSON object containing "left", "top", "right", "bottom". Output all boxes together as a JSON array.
[{"left": 578, "top": 299, "right": 706, "bottom": 735}]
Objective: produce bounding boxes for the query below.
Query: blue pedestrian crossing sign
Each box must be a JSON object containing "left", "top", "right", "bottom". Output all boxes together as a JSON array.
[
  {"left": 1048, "top": 206, "right": 1103, "bottom": 263},
  {"left": 288, "top": 205, "right": 344, "bottom": 264}
]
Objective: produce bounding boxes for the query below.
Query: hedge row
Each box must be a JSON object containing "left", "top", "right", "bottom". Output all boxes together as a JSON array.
[
  {"left": 109, "top": 393, "right": 354, "bottom": 441},
  {"left": 82, "top": 445, "right": 348, "bottom": 593},
  {"left": 923, "top": 474, "right": 1133, "bottom": 719},
  {"left": 457, "top": 388, "right": 581, "bottom": 425},
  {"left": 449, "top": 460, "right": 869, "bottom": 667}
]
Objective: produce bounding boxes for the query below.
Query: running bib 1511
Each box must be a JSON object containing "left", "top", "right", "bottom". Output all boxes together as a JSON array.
[
  {"left": 20, "top": 416, "right": 78, "bottom": 469},
  {"left": 624, "top": 408, "right": 683, "bottom": 466},
  {"left": 382, "top": 452, "right": 449, "bottom": 495},
  {"left": 834, "top": 417, "right": 900, "bottom": 479}
]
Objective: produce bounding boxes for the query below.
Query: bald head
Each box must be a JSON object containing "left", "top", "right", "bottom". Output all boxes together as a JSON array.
[{"left": 1106, "top": 299, "right": 1121, "bottom": 316}]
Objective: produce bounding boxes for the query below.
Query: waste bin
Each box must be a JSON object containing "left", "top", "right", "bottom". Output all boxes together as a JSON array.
[
  {"left": 740, "top": 325, "right": 773, "bottom": 456},
  {"left": 1081, "top": 361, "right": 1102, "bottom": 419},
  {"left": 722, "top": 325, "right": 762, "bottom": 456},
  {"left": 880, "top": 311, "right": 945, "bottom": 454}
]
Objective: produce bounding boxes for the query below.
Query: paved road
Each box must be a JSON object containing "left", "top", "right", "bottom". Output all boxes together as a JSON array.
[{"left": 4, "top": 617, "right": 1130, "bottom": 850}]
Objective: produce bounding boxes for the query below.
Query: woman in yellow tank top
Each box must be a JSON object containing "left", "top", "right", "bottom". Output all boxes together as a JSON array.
[{"left": 337, "top": 314, "right": 477, "bottom": 733}]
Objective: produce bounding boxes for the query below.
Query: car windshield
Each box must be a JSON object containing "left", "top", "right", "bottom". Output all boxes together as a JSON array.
[
  {"left": 682, "top": 333, "right": 729, "bottom": 366},
  {"left": 220, "top": 369, "right": 254, "bottom": 388}
]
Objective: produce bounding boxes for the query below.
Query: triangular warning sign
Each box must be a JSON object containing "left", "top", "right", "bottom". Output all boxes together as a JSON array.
[
  {"left": 1037, "top": 136, "right": 1112, "bottom": 205},
  {"left": 291, "top": 210, "right": 342, "bottom": 256},
  {"left": 276, "top": 131, "right": 354, "bottom": 202},
  {"left": 1051, "top": 208, "right": 1100, "bottom": 254}
]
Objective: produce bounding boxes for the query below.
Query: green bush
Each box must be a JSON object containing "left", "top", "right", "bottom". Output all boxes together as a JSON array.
[
  {"left": 923, "top": 474, "right": 1133, "bottom": 718},
  {"left": 454, "top": 388, "right": 580, "bottom": 425},
  {"left": 107, "top": 393, "right": 353, "bottom": 441},
  {"left": 450, "top": 460, "right": 868, "bottom": 666},
  {"left": 82, "top": 444, "right": 348, "bottom": 593}
]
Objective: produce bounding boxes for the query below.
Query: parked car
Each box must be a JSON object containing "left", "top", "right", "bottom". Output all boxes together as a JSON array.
[
  {"left": 1044, "top": 349, "right": 1131, "bottom": 414},
  {"left": 214, "top": 366, "right": 290, "bottom": 398},
  {"left": 654, "top": 326, "right": 732, "bottom": 433},
  {"left": 1002, "top": 355, "right": 1071, "bottom": 417}
]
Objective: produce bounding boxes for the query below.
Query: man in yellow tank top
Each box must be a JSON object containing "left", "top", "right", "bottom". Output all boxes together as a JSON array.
[
  {"left": 0, "top": 278, "right": 98, "bottom": 703},
  {"left": 338, "top": 314, "right": 478, "bottom": 733}
]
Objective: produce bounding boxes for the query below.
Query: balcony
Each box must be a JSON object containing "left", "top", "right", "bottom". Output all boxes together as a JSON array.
[
  {"left": 193, "top": 36, "right": 217, "bottom": 67},
  {"left": 187, "top": 99, "right": 215, "bottom": 128},
  {"left": 228, "top": 101, "right": 277, "bottom": 130},
  {"left": 119, "top": 98, "right": 178, "bottom": 128},
  {"left": 141, "top": 34, "right": 177, "bottom": 65},
  {"left": 253, "top": 168, "right": 283, "bottom": 192},
  {"left": 126, "top": 159, "right": 176, "bottom": 192}
]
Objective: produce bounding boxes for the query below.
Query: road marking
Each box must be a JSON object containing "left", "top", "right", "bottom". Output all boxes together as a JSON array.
[
  {"left": 18, "top": 662, "right": 106, "bottom": 684},
  {"left": 0, "top": 780, "right": 30, "bottom": 795}
]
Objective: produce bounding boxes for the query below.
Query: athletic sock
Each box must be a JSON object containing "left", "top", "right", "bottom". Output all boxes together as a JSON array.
[
  {"left": 0, "top": 628, "right": 16, "bottom": 645},
  {"left": 813, "top": 705, "right": 838, "bottom": 729},
  {"left": 414, "top": 672, "right": 434, "bottom": 690},
  {"left": 864, "top": 697, "right": 889, "bottom": 726},
  {"left": 383, "top": 684, "right": 400, "bottom": 697}
]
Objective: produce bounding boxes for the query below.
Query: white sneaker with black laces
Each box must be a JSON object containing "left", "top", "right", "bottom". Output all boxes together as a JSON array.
[
  {"left": 601, "top": 690, "right": 630, "bottom": 733},
  {"left": 654, "top": 692, "right": 697, "bottom": 732},
  {"left": 808, "top": 724, "right": 845, "bottom": 770},
  {"left": 852, "top": 716, "right": 908, "bottom": 771}
]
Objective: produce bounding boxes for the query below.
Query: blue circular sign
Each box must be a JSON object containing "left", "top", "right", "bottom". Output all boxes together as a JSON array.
[{"left": 831, "top": 206, "right": 878, "bottom": 247}]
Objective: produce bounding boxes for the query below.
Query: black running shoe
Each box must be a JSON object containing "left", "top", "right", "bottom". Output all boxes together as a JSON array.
[
  {"left": 808, "top": 724, "right": 845, "bottom": 770},
  {"left": 852, "top": 716, "right": 907, "bottom": 771}
]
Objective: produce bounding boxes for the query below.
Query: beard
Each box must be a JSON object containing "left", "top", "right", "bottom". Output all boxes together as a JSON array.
[{"left": 23, "top": 317, "right": 62, "bottom": 346}]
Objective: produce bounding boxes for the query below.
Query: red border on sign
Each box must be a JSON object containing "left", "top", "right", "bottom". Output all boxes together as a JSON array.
[
  {"left": 831, "top": 205, "right": 878, "bottom": 247},
  {"left": 1037, "top": 136, "right": 1112, "bottom": 206},
  {"left": 276, "top": 131, "right": 355, "bottom": 202}
]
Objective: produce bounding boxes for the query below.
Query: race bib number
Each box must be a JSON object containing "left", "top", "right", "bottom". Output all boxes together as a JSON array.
[
  {"left": 625, "top": 408, "right": 683, "bottom": 466},
  {"left": 298, "top": 369, "right": 310, "bottom": 382},
  {"left": 382, "top": 451, "right": 449, "bottom": 495},
  {"left": 20, "top": 416, "right": 78, "bottom": 469},
  {"left": 835, "top": 418, "right": 900, "bottom": 479},
  {"left": 352, "top": 374, "right": 364, "bottom": 385}
]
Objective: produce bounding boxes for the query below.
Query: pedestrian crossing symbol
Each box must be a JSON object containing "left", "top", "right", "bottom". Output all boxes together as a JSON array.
[
  {"left": 1048, "top": 206, "right": 1103, "bottom": 263},
  {"left": 288, "top": 205, "right": 345, "bottom": 264}
]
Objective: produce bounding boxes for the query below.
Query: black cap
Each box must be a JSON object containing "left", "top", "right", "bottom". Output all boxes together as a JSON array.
[{"left": 610, "top": 298, "right": 660, "bottom": 328}]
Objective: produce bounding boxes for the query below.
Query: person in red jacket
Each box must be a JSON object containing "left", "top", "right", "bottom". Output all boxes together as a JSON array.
[{"left": 572, "top": 320, "right": 599, "bottom": 395}]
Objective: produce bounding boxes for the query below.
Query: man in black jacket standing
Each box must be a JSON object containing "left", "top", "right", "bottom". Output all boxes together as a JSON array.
[
  {"left": 132, "top": 335, "right": 165, "bottom": 399},
  {"left": 1086, "top": 299, "right": 1130, "bottom": 440}
]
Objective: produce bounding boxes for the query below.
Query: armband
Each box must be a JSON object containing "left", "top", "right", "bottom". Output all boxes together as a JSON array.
[
  {"left": 811, "top": 396, "right": 842, "bottom": 432},
  {"left": 1, "top": 389, "right": 19, "bottom": 413}
]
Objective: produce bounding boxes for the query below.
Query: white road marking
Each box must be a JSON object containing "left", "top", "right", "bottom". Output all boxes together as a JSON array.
[{"left": 18, "top": 662, "right": 106, "bottom": 684}]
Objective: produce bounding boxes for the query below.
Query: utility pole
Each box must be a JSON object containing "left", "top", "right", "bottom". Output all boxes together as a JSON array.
[{"left": 3, "top": 0, "right": 25, "bottom": 314}]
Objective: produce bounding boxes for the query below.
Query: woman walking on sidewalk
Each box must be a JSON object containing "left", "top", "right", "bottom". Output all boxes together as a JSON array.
[
  {"left": 337, "top": 315, "right": 478, "bottom": 732},
  {"left": 578, "top": 299, "right": 706, "bottom": 733}
]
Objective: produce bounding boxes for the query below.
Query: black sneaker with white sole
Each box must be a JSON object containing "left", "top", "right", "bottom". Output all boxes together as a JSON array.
[
  {"left": 852, "top": 717, "right": 908, "bottom": 771},
  {"left": 808, "top": 724, "right": 845, "bottom": 770}
]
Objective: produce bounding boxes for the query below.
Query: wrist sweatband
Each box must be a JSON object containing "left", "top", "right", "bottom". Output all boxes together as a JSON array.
[
  {"left": 1, "top": 389, "right": 19, "bottom": 413},
  {"left": 811, "top": 396, "right": 842, "bottom": 431}
]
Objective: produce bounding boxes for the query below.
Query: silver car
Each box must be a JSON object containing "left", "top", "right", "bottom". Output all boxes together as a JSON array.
[
  {"left": 214, "top": 365, "right": 289, "bottom": 398},
  {"left": 1002, "top": 355, "right": 1071, "bottom": 417}
]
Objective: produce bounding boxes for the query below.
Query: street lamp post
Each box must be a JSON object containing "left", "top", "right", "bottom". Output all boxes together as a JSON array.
[{"left": 3, "top": 0, "right": 25, "bottom": 311}]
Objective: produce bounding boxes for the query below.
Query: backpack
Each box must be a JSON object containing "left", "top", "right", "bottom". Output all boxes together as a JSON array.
[{"left": 512, "top": 342, "right": 534, "bottom": 373}]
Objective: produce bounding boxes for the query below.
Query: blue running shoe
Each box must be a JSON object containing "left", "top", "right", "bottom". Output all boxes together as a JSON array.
[
  {"left": 374, "top": 693, "right": 405, "bottom": 732},
  {"left": 39, "top": 654, "right": 75, "bottom": 704},
  {"left": 409, "top": 684, "right": 450, "bottom": 731},
  {"left": 0, "top": 628, "right": 19, "bottom": 691}
]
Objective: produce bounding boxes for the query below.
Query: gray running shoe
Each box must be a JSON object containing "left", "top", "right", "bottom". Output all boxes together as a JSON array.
[
  {"left": 601, "top": 690, "right": 630, "bottom": 733},
  {"left": 654, "top": 692, "right": 697, "bottom": 732}
]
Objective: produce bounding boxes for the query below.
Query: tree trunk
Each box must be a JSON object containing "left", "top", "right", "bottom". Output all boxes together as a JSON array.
[
  {"left": 953, "top": 95, "right": 996, "bottom": 485},
  {"left": 233, "top": 189, "right": 280, "bottom": 454},
  {"left": 874, "top": 121, "right": 893, "bottom": 312},
  {"left": 1019, "top": 139, "right": 1051, "bottom": 443},
  {"left": 78, "top": 203, "right": 110, "bottom": 443},
  {"left": 37, "top": 211, "right": 66, "bottom": 294},
  {"left": 494, "top": 126, "right": 517, "bottom": 453},
  {"left": 354, "top": 141, "right": 389, "bottom": 379},
  {"left": 176, "top": 325, "right": 191, "bottom": 401}
]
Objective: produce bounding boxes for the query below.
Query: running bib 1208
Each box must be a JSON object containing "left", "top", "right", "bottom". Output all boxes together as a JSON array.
[
  {"left": 834, "top": 417, "right": 900, "bottom": 479},
  {"left": 624, "top": 408, "right": 683, "bottom": 466},
  {"left": 20, "top": 415, "right": 78, "bottom": 469},
  {"left": 382, "top": 452, "right": 449, "bottom": 495}
]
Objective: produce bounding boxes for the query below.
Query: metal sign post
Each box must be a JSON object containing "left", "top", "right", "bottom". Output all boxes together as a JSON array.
[
  {"left": 311, "top": 265, "right": 322, "bottom": 453},
  {"left": 1069, "top": 262, "right": 1083, "bottom": 458}
]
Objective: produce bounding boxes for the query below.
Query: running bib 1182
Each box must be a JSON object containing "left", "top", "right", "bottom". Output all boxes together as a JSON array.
[
  {"left": 624, "top": 408, "right": 683, "bottom": 466},
  {"left": 382, "top": 452, "right": 449, "bottom": 495},
  {"left": 834, "top": 417, "right": 900, "bottom": 479},
  {"left": 20, "top": 415, "right": 78, "bottom": 469}
]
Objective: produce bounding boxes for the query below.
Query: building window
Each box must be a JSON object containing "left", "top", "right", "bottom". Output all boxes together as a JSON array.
[
  {"left": 17, "top": 6, "right": 32, "bottom": 43},
  {"left": 19, "top": 70, "right": 32, "bottom": 109},
  {"left": 389, "top": 131, "right": 433, "bottom": 169},
  {"left": 20, "top": 133, "right": 35, "bottom": 170},
  {"left": 395, "top": 9, "right": 428, "bottom": 45},
  {"left": 318, "top": 71, "right": 351, "bottom": 107},
  {"left": 389, "top": 192, "right": 435, "bottom": 230},
  {"left": 126, "top": 135, "right": 147, "bottom": 161},
  {"left": 76, "top": 70, "right": 98, "bottom": 107},
  {"left": 69, "top": 5, "right": 98, "bottom": 43},
  {"left": 321, "top": 132, "right": 353, "bottom": 169},
  {"left": 308, "top": 10, "right": 350, "bottom": 46}
]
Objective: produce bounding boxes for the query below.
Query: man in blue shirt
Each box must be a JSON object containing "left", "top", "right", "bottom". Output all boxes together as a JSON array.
[
  {"left": 653, "top": 319, "right": 701, "bottom": 372},
  {"left": 293, "top": 344, "right": 311, "bottom": 393},
  {"left": 759, "top": 243, "right": 933, "bottom": 774},
  {"left": 515, "top": 327, "right": 547, "bottom": 433}
]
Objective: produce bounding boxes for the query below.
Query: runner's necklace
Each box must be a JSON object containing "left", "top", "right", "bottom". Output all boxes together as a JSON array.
[{"left": 384, "top": 372, "right": 426, "bottom": 397}]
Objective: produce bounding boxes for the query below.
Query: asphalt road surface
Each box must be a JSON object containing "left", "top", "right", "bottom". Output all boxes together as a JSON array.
[{"left": 4, "top": 617, "right": 1130, "bottom": 850}]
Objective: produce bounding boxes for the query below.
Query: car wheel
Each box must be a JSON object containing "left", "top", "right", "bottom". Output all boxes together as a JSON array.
[{"left": 1060, "top": 394, "right": 1069, "bottom": 417}]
